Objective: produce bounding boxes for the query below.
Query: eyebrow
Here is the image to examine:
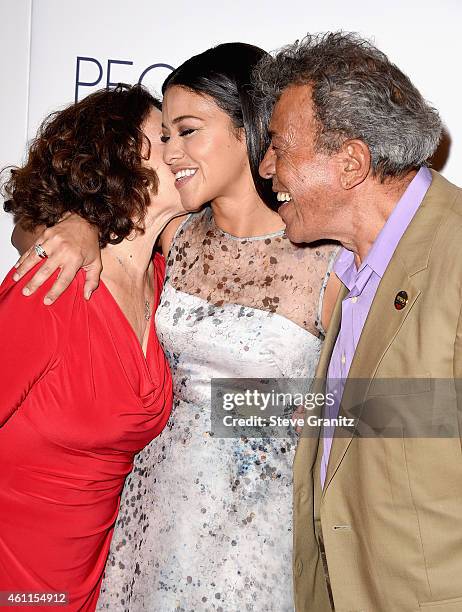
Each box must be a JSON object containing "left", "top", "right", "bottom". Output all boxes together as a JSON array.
[{"left": 162, "top": 114, "right": 203, "bottom": 128}]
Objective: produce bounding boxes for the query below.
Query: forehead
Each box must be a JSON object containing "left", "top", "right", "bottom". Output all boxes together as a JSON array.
[
  {"left": 270, "top": 84, "right": 315, "bottom": 136},
  {"left": 143, "top": 107, "right": 162, "bottom": 134},
  {"left": 162, "top": 85, "right": 223, "bottom": 122}
]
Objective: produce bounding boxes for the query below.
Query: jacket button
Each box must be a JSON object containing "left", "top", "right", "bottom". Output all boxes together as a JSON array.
[{"left": 295, "top": 558, "right": 303, "bottom": 576}]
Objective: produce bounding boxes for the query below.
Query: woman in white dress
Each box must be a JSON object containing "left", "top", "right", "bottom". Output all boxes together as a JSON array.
[{"left": 13, "top": 43, "right": 339, "bottom": 611}]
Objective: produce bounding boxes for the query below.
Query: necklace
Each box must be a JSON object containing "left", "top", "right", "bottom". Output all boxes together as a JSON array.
[
  {"left": 144, "top": 300, "right": 151, "bottom": 321},
  {"left": 115, "top": 255, "right": 152, "bottom": 322}
]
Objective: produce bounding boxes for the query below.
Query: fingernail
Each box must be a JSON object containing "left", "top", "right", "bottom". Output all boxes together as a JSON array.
[
  {"left": 44, "top": 296, "right": 53, "bottom": 305},
  {"left": 12, "top": 273, "right": 20, "bottom": 281},
  {"left": 14, "top": 261, "right": 20, "bottom": 269},
  {"left": 22, "top": 287, "right": 31, "bottom": 296}
]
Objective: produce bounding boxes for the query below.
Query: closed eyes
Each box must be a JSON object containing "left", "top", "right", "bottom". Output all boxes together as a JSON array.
[
  {"left": 160, "top": 128, "right": 197, "bottom": 143},
  {"left": 179, "top": 128, "right": 196, "bottom": 137}
]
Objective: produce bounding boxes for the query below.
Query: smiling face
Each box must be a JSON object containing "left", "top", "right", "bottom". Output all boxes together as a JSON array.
[
  {"left": 160, "top": 85, "right": 254, "bottom": 211},
  {"left": 141, "top": 107, "right": 184, "bottom": 223},
  {"left": 259, "top": 84, "right": 344, "bottom": 244}
]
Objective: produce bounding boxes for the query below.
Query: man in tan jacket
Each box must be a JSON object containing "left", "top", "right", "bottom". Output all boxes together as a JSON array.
[{"left": 258, "top": 33, "right": 462, "bottom": 611}]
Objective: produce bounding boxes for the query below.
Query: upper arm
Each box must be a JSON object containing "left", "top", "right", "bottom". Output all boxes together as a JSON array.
[
  {"left": 158, "top": 215, "right": 188, "bottom": 258},
  {"left": 0, "top": 265, "right": 60, "bottom": 426},
  {"left": 11, "top": 223, "right": 45, "bottom": 255}
]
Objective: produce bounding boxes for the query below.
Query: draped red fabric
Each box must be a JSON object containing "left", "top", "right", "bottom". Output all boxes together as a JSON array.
[{"left": 0, "top": 253, "right": 172, "bottom": 611}]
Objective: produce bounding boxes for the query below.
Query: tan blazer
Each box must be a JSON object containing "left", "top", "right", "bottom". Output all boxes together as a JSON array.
[{"left": 293, "top": 171, "right": 462, "bottom": 612}]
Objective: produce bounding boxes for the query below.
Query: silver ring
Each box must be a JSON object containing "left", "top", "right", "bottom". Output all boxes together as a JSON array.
[{"left": 34, "top": 243, "right": 48, "bottom": 259}]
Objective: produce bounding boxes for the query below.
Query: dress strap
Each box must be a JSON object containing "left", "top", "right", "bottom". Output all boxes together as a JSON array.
[{"left": 315, "top": 246, "right": 341, "bottom": 338}]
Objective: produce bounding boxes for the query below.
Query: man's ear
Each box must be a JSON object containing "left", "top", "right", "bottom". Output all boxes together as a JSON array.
[{"left": 338, "top": 139, "right": 371, "bottom": 189}]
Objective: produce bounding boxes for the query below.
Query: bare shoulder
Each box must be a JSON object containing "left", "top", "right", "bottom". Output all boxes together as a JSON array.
[
  {"left": 287, "top": 241, "right": 341, "bottom": 334},
  {"left": 295, "top": 240, "right": 339, "bottom": 273},
  {"left": 158, "top": 214, "right": 189, "bottom": 258}
]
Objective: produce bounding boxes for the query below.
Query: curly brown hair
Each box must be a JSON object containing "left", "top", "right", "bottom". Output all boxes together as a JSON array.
[{"left": 3, "top": 84, "right": 161, "bottom": 247}]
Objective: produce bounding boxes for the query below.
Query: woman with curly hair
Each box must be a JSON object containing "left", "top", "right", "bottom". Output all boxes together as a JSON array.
[{"left": 0, "top": 84, "right": 183, "bottom": 610}]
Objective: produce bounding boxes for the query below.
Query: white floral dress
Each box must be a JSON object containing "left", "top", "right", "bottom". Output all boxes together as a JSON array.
[{"left": 97, "top": 207, "right": 337, "bottom": 612}]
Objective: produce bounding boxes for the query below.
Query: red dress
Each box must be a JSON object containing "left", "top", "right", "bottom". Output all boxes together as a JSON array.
[{"left": 0, "top": 253, "right": 172, "bottom": 611}]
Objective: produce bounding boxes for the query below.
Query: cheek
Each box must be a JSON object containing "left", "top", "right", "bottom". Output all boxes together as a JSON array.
[
  {"left": 279, "top": 162, "right": 309, "bottom": 198},
  {"left": 184, "top": 133, "right": 215, "bottom": 165},
  {"left": 154, "top": 166, "right": 176, "bottom": 200},
  {"left": 208, "top": 131, "right": 247, "bottom": 172},
  {"left": 273, "top": 160, "right": 291, "bottom": 192},
  {"left": 292, "top": 159, "right": 331, "bottom": 197},
  {"left": 157, "top": 164, "right": 173, "bottom": 187}
]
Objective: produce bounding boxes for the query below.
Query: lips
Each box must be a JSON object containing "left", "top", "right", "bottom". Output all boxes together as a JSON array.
[
  {"left": 277, "top": 200, "right": 291, "bottom": 215},
  {"left": 173, "top": 167, "right": 198, "bottom": 189}
]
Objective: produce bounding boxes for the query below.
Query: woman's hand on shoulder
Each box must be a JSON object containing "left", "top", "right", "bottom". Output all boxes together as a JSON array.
[{"left": 13, "top": 213, "right": 102, "bottom": 304}]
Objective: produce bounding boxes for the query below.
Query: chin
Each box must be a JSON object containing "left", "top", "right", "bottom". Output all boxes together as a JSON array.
[
  {"left": 280, "top": 211, "right": 301, "bottom": 244},
  {"left": 284, "top": 220, "right": 315, "bottom": 245},
  {"left": 180, "top": 196, "right": 204, "bottom": 213},
  {"left": 281, "top": 207, "right": 317, "bottom": 244},
  {"left": 284, "top": 226, "right": 304, "bottom": 244}
]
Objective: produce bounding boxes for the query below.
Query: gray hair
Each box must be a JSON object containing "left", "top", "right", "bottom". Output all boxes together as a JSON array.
[{"left": 253, "top": 32, "right": 443, "bottom": 178}]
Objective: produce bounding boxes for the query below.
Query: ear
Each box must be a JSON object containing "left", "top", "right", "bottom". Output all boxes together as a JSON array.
[{"left": 338, "top": 139, "right": 371, "bottom": 189}]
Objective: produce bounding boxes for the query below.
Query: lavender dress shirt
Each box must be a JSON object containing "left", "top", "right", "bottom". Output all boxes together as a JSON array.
[{"left": 320, "top": 167, "right": 433, "bottom": 487}]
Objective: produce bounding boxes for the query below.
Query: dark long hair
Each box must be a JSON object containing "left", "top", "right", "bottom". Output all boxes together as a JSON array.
[
  {"left": 162, "top": 43, "right": 276, "bottom": 208},
  {"left": 3, "top": 84, "right": 161, "bottom": 246}
]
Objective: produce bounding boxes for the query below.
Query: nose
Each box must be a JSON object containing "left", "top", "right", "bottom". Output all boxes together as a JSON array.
[
  {"left": 259, "top": 146, "right": 276, "bottom": 179},
  {"left": 162, "top": 136, "right": 184, "bottom": 166}
]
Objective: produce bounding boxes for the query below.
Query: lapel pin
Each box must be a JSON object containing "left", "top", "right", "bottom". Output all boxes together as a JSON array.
[{"left": 394, "top": 290, "right": 408, "bottom": 311}]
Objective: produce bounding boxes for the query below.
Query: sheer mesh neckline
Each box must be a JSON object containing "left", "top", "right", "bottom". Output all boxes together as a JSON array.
[
  {"left": 207, "top": 207, "right": 286, "bottom": 242},
  {"left": 164, "top": 207, "right": 338, "bottom": 336}
]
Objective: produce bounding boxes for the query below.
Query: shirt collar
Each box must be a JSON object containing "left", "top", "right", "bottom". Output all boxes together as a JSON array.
[{"left": 334, "top": 166, "right": 432, "bottom": 293}]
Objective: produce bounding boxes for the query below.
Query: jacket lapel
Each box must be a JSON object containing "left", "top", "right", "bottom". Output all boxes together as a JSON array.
[
  {"left": 314, "top": 284, "right": 348, "bottom": 381},
  {"left": 323, "top": 263, "right": 421, "bottom": 492},
  {"left": 322, "top": 170, "right": 457, "bottom": 493}
]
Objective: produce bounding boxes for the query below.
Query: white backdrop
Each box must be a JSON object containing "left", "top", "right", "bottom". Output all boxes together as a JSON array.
[
  {"left": 0, "top": 0, "right": 32, "bottom": 277},
  {"left": 1, "top": 0, "right": 461, "bottom": 279}
]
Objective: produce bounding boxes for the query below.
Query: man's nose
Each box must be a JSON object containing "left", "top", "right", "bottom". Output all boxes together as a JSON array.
[{"left": 259, "top": 147, "right": 276, "bottom": 179}]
